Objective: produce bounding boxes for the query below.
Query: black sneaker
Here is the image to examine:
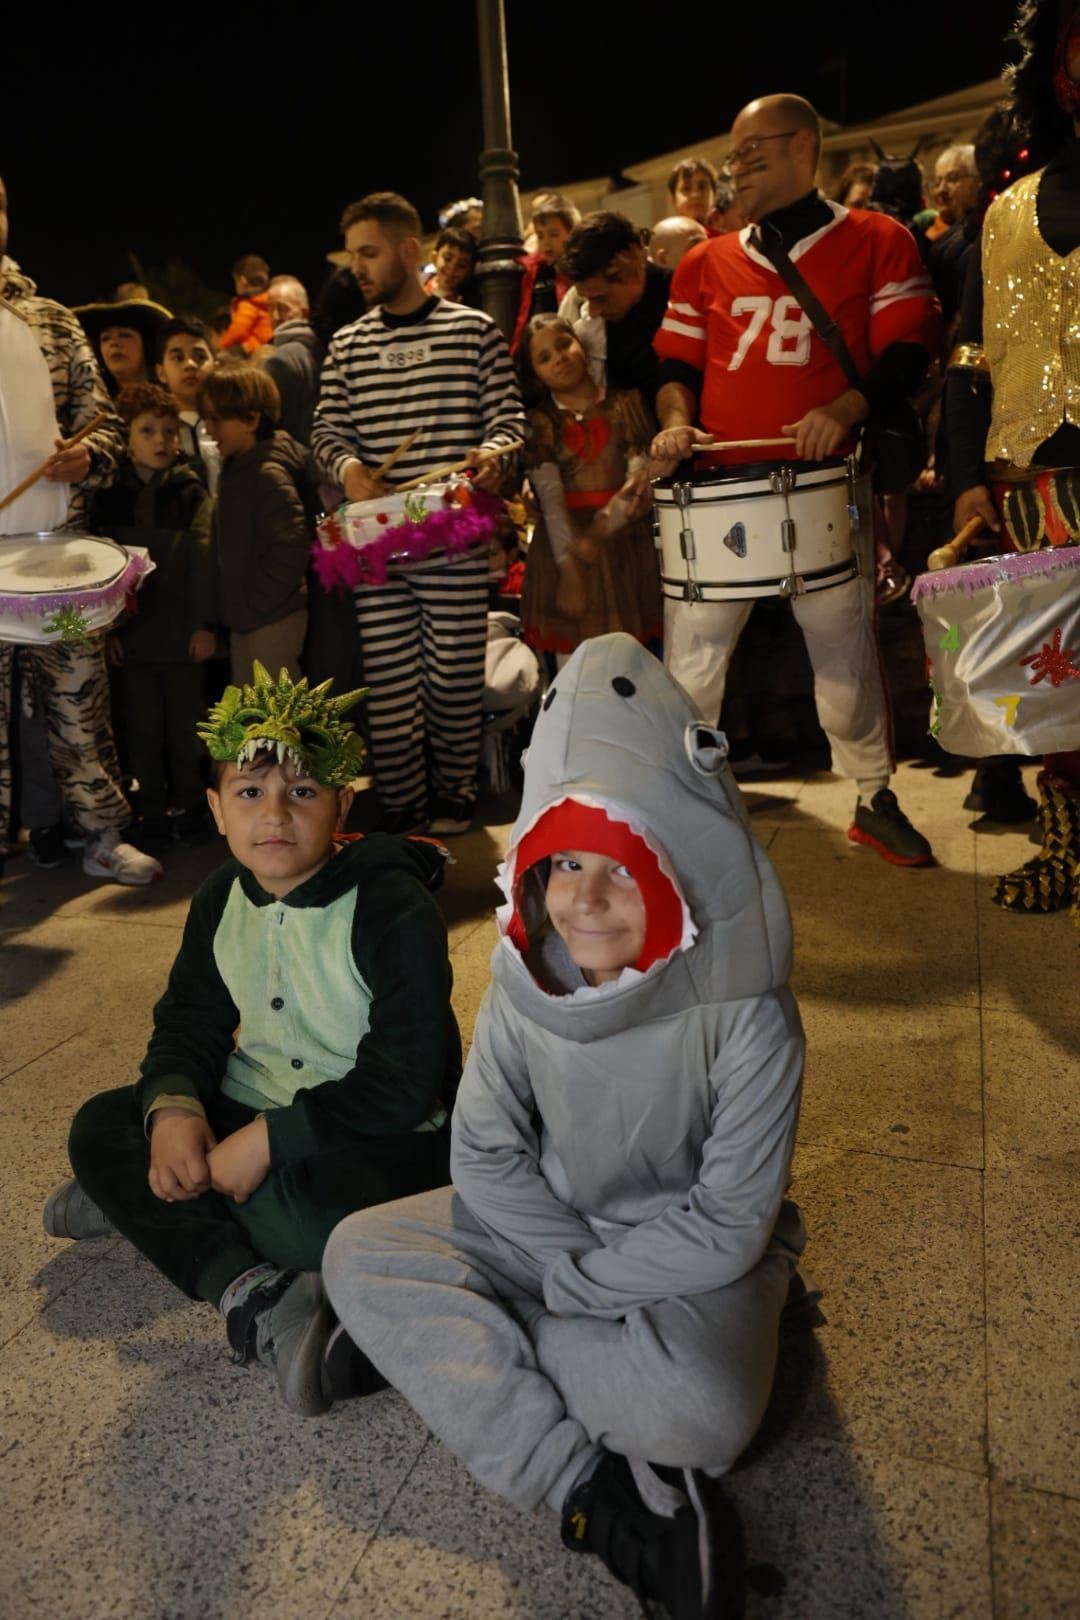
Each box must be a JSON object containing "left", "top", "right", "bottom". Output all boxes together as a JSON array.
[
  {"left": 428, "top": 795, "right": 476, "bottom": 836},
  {"left": 29, "top": 824, "right": 69, "bottom": 868},
  {"left": 561, "top": 1453, "right": 722, "bottom": 1620},
  {"left": 963, "top": 761, "right": 1038, "bottom": 825},
  {"left": 848, "top": 789, "right": 933, "bottom": 867},
  {"left": 374, "top": 804, "right": 430, "bottom": 837}
]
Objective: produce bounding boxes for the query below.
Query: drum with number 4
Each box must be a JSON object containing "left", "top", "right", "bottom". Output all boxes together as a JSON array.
[
  {"left": 652, "top": 456, "right": 865, "bottom": 602},
  {"left": 912, "top": 546, "right": 1080, "bottom": 756}
]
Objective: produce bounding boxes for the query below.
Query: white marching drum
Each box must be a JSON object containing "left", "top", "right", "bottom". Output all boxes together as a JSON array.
[
  {"left": 652, "top": 457, "right": 863, "bottom": 602},
  {"left": 0, "top": 532, "right": 153, "bottom": 645},
  {"left": 912, "top": 546, "right": 1080, "bottom": 757}
]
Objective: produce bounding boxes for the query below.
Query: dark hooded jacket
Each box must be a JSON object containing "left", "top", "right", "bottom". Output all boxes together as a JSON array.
[
  {"left": 450, "top": 633, "right": 805, "bottom": 1318},
  {"left": 215, "top": 429, "right": 310, "bottom": 632}
]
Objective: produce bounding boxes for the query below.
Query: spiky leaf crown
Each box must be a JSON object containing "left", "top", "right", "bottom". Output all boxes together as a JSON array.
[{"left": 196, "top": 662, "right": 367, "bottom": 788}]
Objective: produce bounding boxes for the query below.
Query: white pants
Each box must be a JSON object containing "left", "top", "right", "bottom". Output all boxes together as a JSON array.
[{"left": 664, "top": 574, "right": 893, "bottom": 786}]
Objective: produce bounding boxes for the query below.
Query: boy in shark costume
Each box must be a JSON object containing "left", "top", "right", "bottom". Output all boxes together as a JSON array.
[{"left": 324, "top": 634, "right": 805, "bottom": 1619}]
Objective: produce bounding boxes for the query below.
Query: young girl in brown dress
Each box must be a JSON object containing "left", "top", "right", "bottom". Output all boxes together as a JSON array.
[{"left": 517, "top": 316, "right": 661, "bottom": 664}]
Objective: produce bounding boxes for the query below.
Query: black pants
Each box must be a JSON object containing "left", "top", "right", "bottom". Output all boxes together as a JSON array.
[
  {"left": 68, "top": 1085, "right": 451, "bottom": 1307},
  {"left": 122, "top": 660, "right": 205, "bottom": 818}
]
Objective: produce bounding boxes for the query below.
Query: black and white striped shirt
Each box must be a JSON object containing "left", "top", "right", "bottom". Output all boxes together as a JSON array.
[{"left": 312, "top": 296, "right": 525, "bottom": 489}]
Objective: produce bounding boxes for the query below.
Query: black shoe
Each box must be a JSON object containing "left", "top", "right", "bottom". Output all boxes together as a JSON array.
[
  {"left": 848, "top": 789, "right": 933, "bottom": 867},
  {"left": 428, "top": 795, "right": 476, "bottom": 836},
  {"left": 29, "top": 824, "right": 69, "bottom": 868},
  {"left": 963, "top": 761, "right": 1038, "bottom": 825},
  {"left": 133, "top": 814, "right": 172, "bottom": 851},
  {"left": 562, "top": 1453, "right": 723, "bottom": 1620},
  {"left": 374, "top": 804, "right": 430, "bottom": 837},
  {"left": 320, "top": 1319, "right": 389, "bottom": 1403}
]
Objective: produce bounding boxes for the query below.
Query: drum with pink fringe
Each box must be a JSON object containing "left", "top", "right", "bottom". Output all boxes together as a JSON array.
[
  {"left": 313, "top": 478, "right": 503, "bottom": 590},
  {"left": 0, "top": 532, "right": 154, "bottom": 645},
  {"left": 911, "top": 547, "right": 1080, "bottom": 757}
]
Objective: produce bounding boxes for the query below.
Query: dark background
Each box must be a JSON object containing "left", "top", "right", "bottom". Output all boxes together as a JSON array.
[{"left": 5, "top": 0, "right": 1020, "bottom": 310}]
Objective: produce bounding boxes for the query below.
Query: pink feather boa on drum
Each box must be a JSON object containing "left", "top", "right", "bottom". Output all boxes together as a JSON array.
[{"left": 312, "top": 484, "right": 504, "bottom": 590}]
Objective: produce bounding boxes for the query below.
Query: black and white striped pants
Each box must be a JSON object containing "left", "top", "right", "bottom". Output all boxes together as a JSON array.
[{"left": 353, "top": 551, "right": 488, "bottom": 811}]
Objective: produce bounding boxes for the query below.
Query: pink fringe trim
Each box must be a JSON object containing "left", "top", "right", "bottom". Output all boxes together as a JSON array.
[
  {"left": 313, "top": 491, "right": 503, "bottom": 590},
  {"left": 911, "top": 544, "right": 1080, "bottom": 602},
  {"left": 0, "top": 549, "right": 152, "bottom": 619}
]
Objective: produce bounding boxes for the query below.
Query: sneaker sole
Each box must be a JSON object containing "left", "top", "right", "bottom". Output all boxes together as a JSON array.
[
  {"left": 847, "top": 825, "right": 933, "bottom": 867},
  {"left": 82, "top": 859, "right": 164, "bottom": 885}
]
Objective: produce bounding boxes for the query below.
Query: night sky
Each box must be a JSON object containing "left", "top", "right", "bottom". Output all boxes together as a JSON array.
[{"left": 6, "top": 0, "right": 1019, "bottom": 311}]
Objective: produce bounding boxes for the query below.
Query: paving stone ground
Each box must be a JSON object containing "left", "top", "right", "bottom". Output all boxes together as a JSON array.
[{"left": 2, "top": 760, "right": 1077, "bottom": 1620}]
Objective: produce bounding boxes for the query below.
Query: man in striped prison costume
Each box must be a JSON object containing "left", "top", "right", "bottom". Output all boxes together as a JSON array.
[{"left": 312, "top": 192, "right": 525, "bottom": 837}]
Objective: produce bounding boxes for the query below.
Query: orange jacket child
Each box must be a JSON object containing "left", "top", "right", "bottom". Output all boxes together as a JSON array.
[{"left": 217, "top": 291, "right": 273, "bottom": 354}]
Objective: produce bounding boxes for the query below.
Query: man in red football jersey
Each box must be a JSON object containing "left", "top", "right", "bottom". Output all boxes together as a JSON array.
[{"left": 651, "top": 94, "right": 941, "bottom": 866}]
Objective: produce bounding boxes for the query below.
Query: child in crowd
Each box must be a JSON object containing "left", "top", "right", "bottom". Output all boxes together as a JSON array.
[
  {"left": 155, "top": 316, "right": 222, "bottom": 491},
  {"left": 649, "top": 215, "right": 707, "bottom": 270},
  {"left": 323, "top": 634, "right": 806, "bottom": 1619},
  {"left": 667, "top": 156, "right": 719, "bottom": 226},
  {"left": 423, "top": 227, "right": 478, "bottom": 302},
  {"left": 516, "top": 314, "right": 661, "bottom": 664},
  {"left": 44, "top": 665, "right": 460, "bottom": 1417},
  {"left": 94, "top": 383, "right": 216, "bottom": 846},
  {"left": 199, "top": 365, "right": 310, "bottom": 683},
  {"left": 217, "top": 254, "right": 274, "bottom": 354},
  {"left": 511, "top": 191, "right": 579, "bottom": 352}
]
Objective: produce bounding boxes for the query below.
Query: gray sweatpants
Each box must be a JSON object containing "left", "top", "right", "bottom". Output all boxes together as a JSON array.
[{"left": 322, "top": 1186, "right": 794, "bottom": 1516}]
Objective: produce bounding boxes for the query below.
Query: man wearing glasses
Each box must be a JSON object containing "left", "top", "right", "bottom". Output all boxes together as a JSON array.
[{"left": 651, "top": 94, "right": 941, "bottom": 868}]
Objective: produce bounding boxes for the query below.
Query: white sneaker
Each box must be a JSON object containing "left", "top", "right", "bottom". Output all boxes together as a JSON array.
[{"left": 83, "top": 829, "right": 163, "bottom": 886}]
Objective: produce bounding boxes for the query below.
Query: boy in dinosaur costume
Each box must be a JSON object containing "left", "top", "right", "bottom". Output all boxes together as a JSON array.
[{"left": 43, "top": 665, "right": 460, "bottom": 1416}]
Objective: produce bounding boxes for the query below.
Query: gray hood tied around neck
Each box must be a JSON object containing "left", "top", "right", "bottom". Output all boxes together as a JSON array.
[{"left": 451, "top": 634, "right": 806, "bottom": 1319}]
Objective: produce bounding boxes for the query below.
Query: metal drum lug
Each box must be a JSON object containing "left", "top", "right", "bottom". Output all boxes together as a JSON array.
[
  {"left": 781, "top": 517, "right": 796, "bottom": 554},
  {"left": 680, "top": 528, "right": 697, "bottom": 561}
]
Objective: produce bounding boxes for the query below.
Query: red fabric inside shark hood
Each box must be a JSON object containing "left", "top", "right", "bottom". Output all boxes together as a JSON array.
[{"left": 505, "top": 798, "right": 685, "bottom": 973}]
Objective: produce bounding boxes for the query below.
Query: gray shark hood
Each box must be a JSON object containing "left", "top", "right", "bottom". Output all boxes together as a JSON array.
[{"left": 493, "top": 634, "right": 793, "bottom": 1041}]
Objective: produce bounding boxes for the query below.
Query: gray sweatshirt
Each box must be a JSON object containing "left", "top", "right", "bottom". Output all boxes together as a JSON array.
[{"left": 450, "top": 633, "right": 805, "bottom": 1320}]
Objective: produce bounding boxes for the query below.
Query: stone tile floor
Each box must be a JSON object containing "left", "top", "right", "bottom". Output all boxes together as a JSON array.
[{"left": 1, "top": 760, "right": 1077, "bottom": 1619}]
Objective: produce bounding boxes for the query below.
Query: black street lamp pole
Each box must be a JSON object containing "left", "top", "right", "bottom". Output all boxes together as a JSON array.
[{"left": 475, "top": 0, "right": 523, "bottom": 341}]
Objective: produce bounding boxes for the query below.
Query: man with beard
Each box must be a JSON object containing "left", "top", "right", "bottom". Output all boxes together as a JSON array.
[{"left": 311, "top": 192, "right": 524, "bottom": 836}]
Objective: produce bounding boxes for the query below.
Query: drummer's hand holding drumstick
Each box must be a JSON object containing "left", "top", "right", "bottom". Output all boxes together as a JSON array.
[
  {"left": 649, "top": 425, "right": 713, "bottom": 478},
  {"left": 342, "top": 459, "right": 387, "bottom": 503},
  {"left": 782, "top": 389, "right": 868, "bottom": 462},
  {"left": 44, "top": 434, "right": 92, "bottom": 485},
  {"left": 464, "top": 445, "right": 509, "bottom": 493},
  {"left": 953, "top": 483, "right": 1001, "bottom": 538}
]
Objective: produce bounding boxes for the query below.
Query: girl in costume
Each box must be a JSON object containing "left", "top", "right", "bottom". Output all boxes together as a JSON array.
[{"left": 517, "top": 315, "right": 661, "bottom": 666}]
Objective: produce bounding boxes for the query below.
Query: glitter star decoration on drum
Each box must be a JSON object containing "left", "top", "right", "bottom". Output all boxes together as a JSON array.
[{"left": 1020, "top": 627, "right": 1080, "bottom": 687}]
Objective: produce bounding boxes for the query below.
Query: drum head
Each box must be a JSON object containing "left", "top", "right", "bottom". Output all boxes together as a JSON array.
[{"left": 0, "top": 533, "right": 128, "bottom": 594}]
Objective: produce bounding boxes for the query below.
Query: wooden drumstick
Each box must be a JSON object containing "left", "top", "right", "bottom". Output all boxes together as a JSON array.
[
  {"left": 0, "top": 411, "right": 110, "bottom": 515},
  {"left": 372, "top": 427, "right": 423, "bottom": 480},
  {"left": 395, "top": 439, "right": 525, "bottom": 494},
  {"left": 927, "top": 514, "right": 986, "bottom": 572},
  {"left": 691, "top": 436, "right": 798, "bottom": 452}
]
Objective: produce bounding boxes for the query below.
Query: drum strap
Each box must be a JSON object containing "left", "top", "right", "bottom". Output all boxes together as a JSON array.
[{"left": 749, "top": 227, "right": 863, "bottom": 393}]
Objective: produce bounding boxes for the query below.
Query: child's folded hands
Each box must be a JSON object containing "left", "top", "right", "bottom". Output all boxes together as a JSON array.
[
  {"left": 206, "top": 1117, "right": 272, "bottom": 1206},
  {"left": 148, "top": 1108, "right": 218, "bottom": 1202}
]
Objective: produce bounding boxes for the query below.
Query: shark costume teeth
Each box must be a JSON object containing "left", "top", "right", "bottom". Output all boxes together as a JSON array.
[{"left": 197, "top": 661, "right": 368, "bottom": 788}]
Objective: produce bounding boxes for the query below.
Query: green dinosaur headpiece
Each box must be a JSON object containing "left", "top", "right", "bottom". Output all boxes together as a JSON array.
[{"left": 197, "top": 662, "right": 367, "bottom": 788}]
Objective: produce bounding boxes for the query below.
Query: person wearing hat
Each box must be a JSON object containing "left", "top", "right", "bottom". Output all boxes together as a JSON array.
[{"left": 74, "top": 297, "right": 173, "bottom": 399}]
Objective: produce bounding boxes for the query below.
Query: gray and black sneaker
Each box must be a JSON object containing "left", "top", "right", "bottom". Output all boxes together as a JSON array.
[
  {"left": 43, "top": 1177, "right": 117, "bottom": 1240},
  {"left": 562, "top": 1452, "right": 733, "bottom": 1619},
  {"left": 227, "top": 1270, "right": 333, "bottom": 1418},
  {"left": 848, "top": 789, "right": 932, "bottom": 867}
]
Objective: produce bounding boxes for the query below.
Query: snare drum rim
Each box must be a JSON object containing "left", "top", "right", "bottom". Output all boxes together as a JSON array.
[
  {"left": 653, "top": 457, "right": 851, "bottom": 497},
  {"left": 0, "top": 534, "right": 131, "bottom": 597}
]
